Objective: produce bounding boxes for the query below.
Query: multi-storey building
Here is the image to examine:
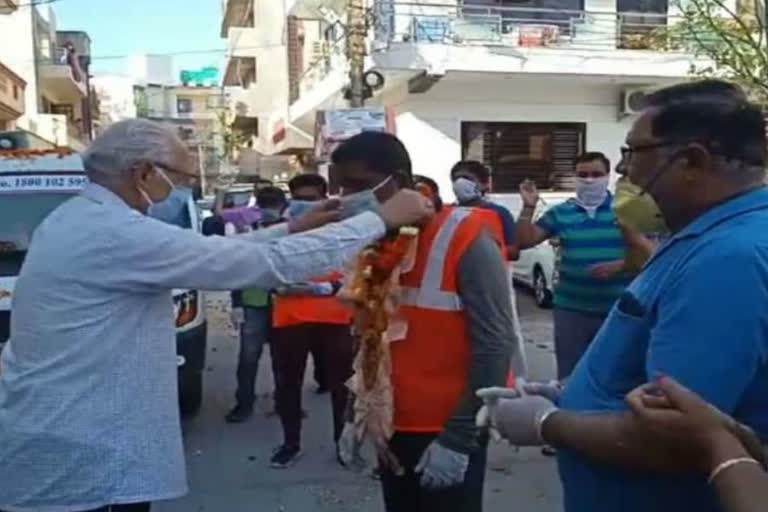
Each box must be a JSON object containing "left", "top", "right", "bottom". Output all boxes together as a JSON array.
[
  {"left": 0, "top": 4, "right": 93, "bottom": 150},
  {"left": 279, "top": 0, "right": 707, "bottom": 199}
]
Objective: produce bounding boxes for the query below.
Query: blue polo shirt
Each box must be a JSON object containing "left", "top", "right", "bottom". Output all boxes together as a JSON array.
[{"left": 559, "top": 187, "right": 768, "bottom": 512}]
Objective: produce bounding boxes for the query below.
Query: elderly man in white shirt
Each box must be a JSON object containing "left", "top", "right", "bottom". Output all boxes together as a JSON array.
[{"left": 0, "top": 119, "right": 434, "bottom": 512}]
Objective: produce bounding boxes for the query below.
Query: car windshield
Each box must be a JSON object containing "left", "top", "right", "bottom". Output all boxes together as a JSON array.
[
  {"left": 0, "top": 193, "right": 76, "bottom": 277},
  {"left": 223, "top": 190, "right": 253, "bottom": 209}
]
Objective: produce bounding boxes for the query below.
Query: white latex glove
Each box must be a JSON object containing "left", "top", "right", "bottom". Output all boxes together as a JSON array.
[
  {"left": 475, "top": 387, "right": 520, "bottom": 441},
  {"left": 337, "top": 423, "right": 366, "bottom": 471},
  {"left": 476, "top": 388, "right": 558, "bottom": 446},
  {"left": 522, "top": 380, "right": 564, "bottom": 404},
  {"left": 414, "top": 441, "right": 469, "bottom": 489},
  {"left": 230, "top": 307, "right": 245, "bottom": 326}
]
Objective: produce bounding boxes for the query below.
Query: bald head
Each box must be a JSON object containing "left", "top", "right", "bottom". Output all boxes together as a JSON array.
[{"left": 83, "top": 119, "right": 189, "bottom": 186}]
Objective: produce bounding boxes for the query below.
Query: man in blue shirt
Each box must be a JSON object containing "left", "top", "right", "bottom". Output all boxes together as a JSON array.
[{"left": 478, "top": 79, "right": 768, "bottom": 512}]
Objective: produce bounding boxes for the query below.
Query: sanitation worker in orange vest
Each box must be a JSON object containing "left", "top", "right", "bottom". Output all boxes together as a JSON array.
[
  {"left": 269, "top": 174, "right": 356, "bottom": 469},
  {"left": 332, "top": 132, "right": 518, "bottom": 512}
]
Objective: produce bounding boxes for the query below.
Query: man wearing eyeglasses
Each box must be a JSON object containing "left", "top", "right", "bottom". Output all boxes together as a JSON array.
[
  {"left": 479, "top": 79, "right": 768, "bottom": 512},
  {"left": 0, "top": 119, "right": 434, "bottom": 512},
  {"left": 516, "top": 152, "right": 630, "bottom": 381}
]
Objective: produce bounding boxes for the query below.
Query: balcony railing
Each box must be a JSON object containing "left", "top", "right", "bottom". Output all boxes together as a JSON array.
[{"left": 373, "top": 0, "right": 679, "bottom": 51}]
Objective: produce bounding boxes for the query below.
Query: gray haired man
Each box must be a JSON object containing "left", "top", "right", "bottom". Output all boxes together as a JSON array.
[{"left": 0, "top": 120, "right": 434, "bottom": 512}]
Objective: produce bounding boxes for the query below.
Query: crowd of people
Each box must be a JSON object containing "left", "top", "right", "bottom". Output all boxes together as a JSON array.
[{"left": 0, "top": 78, "right": 765, "bottom": 512}]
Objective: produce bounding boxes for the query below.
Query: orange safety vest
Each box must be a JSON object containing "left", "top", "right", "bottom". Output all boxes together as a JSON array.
[
  {"left": 272, "top": 273, "right": 352, "bottom": 328},
  {"left": 472, "top": 207, "right": 508, "bottom": 260},
  {"left": 391, "top": 206, "right": 504, "bottom": 432}
]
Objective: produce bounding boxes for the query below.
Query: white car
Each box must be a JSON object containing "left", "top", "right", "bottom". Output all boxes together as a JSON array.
[{"left": 490, "top": 192, "right": 573, "bottom": 308}]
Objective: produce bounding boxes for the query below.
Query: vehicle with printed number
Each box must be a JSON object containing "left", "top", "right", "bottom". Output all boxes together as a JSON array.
[
  {"left": 490, "top": 192, "right": 573, "bottom": 308},
  {"left": 0, "top": 150, "right": 207, "bottom": 415}
]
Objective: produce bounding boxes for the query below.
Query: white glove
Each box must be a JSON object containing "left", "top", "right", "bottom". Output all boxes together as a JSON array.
[
  {"left": 476, "top": 387, "right": 558, "bottom": 446},
  {"left": 415, "top": 440, "right": 469, "bottom": 489},
  {"left": 230, "top": 307, "right": 245, "bottom": 326},
  {"left": 337, "top": 423, "right": 366, "bottom": 471},
  {"left": 522, "top": 379, "right": 564, "bottom": 404}
]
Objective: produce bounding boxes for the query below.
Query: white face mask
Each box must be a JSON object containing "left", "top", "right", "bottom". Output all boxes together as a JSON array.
[
  {"left": 575, "top": 176, "right": 609, "bottom": 208},
  {"left": 452, "top": 177, "right": 481, "bottom": 203}
]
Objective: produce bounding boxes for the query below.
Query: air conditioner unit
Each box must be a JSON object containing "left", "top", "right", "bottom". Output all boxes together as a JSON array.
[{"left": 620, "top": 88, "right": 649, "bottom": 116}]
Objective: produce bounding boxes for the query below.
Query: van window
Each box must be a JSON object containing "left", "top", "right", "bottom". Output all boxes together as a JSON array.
[{"left": 0, "top": 193, "right": 74, "bottom": 277}]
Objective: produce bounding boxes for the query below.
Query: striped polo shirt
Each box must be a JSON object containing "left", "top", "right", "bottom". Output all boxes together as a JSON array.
[{"left": 536, "top": 194, "right": 630, "bottom": 314}]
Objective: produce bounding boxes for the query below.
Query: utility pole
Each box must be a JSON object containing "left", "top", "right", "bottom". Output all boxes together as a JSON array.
[{"left": 346, "top": 0, "right": 368, "bottom": 108}]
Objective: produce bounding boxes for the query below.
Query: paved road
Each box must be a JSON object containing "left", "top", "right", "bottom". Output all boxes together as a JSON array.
[{"left": 156, "top": 290, "right": 562, "bottom": 512}]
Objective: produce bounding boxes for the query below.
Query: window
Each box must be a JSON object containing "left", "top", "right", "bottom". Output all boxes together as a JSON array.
[
  {"left": 13, "top": 84, "right": 18, "bottom": 100},
  {"left": 0, "top": 76, "right": 7, "bottom": 94},
  {"left": 462, "top": 122, "right": 586, "bottom": 192},
  {"left": 177, "top": 98, "right": 193, "bottom": 114}
]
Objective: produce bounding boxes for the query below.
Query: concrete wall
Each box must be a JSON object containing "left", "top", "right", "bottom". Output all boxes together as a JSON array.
[
  {"left": 0, "top": 7, "right": 40, "bottom": 133},
  {"left": 389, "top": 75, "right": 635, "bottom": 201}
]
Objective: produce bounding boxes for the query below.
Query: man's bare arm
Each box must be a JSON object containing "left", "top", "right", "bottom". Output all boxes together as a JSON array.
[
  {"left": 542, "top": 410, "right": 693, "bottom": 474},
  {"left": 515, "top": 205, "right": 550, "bottom": 250}
]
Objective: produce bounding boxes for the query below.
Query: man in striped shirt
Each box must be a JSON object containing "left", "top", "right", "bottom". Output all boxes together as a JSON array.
[{"left": 516, "top": 152, "right": 629, "bottom": 379}]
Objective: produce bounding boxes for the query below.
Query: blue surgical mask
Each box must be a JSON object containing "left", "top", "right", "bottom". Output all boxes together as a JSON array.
[
  {"left": 288, "top": 199, "right": 320, "bottom": 219},
  {"left": 140, "top": 166, "right": 176, "bottom": 210},
  {"left": 260, "top": 208, "right": 283, "bottom": 225},
  {"left": 339, "top": 175, "right": 392, "bottom": 218},
  {"left": 148, "top": 187, "right": 192, "bottom": 226}
]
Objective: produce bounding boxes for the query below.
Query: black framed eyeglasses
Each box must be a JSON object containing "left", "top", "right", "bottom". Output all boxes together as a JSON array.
[
  {"left": 152, "top": 162, "right": 199, "bottom": 183},
  {"left": 620, "top": 141, "right": 686, "bottom": 160}
]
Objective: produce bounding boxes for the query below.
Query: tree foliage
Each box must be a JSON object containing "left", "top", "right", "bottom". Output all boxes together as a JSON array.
[{"left": 649, "top": 0, "right": 768, "bottom": 103}]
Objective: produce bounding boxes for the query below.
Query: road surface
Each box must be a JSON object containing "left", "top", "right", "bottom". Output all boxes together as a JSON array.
[{"left": 156, "top": 290, "right": 562, "bottom": 512}]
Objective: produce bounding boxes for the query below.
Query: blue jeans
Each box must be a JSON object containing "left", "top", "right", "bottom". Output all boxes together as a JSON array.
[{"left": 235, "top": 306, "right": 272, "bottom": 406}]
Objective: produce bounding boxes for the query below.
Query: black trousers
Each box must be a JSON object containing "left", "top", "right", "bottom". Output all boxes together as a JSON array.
[
  {"left": 381, "top": 432, "right": 488, "bottom": 512},
  {"left": 272, "top": 323, "right": 355, "bottom": 447}
]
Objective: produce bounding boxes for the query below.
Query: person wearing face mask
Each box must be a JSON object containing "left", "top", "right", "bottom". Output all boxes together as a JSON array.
[
  {"left": 449, "top": 161, "right": 529, "bottom": 385},
  {"left": 0, "top": 119, "right": 434, "bottom": 512},
  {"left": 477, "top": 79, "right": 768, "bottom": 512},
  {"left": 333, "top": 132, "right": 520, "bottom": 512},
  {"left": 516, "top": 152, "right": 631, "bottom": 381},
  {"left": 450, "top": 161, "right": 519, "bottom": 260},
  {"left": 267, "top": 173, "right": 357, "bottom": 468},
  {"left": 222, "top": 186, "right": 288, "bottom": 423}
]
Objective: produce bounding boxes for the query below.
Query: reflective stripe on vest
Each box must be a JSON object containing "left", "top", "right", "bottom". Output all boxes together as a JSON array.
[{"left": 399, "top": 208, "right": 472, "bottom": 311}]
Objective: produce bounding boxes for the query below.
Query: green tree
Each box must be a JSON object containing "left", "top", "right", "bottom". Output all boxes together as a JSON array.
[{"left": 651, "top": 0, "right": 768, "bottom": 103}]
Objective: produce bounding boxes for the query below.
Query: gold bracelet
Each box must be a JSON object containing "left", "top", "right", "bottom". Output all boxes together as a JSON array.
[{"left": 708, "top": 457, "right": 761, "bottom": 484}]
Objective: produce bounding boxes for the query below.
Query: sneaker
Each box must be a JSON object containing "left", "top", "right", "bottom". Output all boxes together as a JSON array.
[
  {"left": 541, "top": 445, "right": 557, "bottom": 457},
  {"left": 225, "top": 404, "right": 253, "bottom": 423},
  {"left": 270, "top": 444, "right": 302, "bottom": 468}
]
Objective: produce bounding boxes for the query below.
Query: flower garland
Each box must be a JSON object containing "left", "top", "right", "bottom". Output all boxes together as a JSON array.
[{"left": 345, "top": 226, "right": 419, "bottom": 390}]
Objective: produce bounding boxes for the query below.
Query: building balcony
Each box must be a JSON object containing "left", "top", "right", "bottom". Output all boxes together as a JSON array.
[
  {"left": 0, "top": 0, "right": 17, "bottom": 14},
  {"left": 223, "top": 55, "right": 257, "bottom": 88},
  {"left": 0, "top": 61, "right": 25, "bottom": 125},
  {"left": 221, "top": 0, "right": 254, "bottom": 37},
  {"left": 38, "top": 48, "right": 87, "bottom": 103},
  {"left": 370, "top": 0, "right": 698, "bottom": 78}
]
